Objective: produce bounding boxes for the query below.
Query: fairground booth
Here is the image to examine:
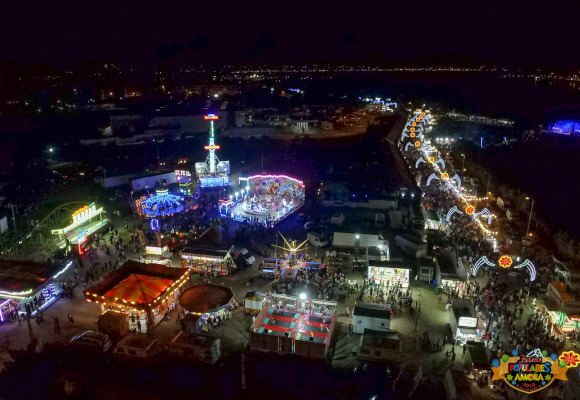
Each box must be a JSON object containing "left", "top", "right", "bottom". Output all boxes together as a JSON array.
[
  {"left": 434, "top": 249, "right": 465, "bottom": 292},
  {"left": 178, "top": 284, "right": 234, "bottom": 334},
  {"left": 0, "top": 259, "right": 74, "bottom": 321},
  {"left": 51, "top": 203, "right": 108, "bottom": 254},
  {"left": 220, "top": 174, "right": 305, "bottom": 225},
  {"left": 140, "top": 244, "right": 172, "bottom": 267},
  {"left": 367, "top": 262, "right": 411, "bottom": 288},
  {"left": 450, "top": 299, "right": 484, "bottom": 344},
  {"left": 180, "top": 245, "right": 235, "bottom": 276},
  {"left": 84, "top": 260, "right": 190, "bottom": 327},
  {"left": 250, "top": 293, "right": 337, "bottom": 360},
  {"left": 546, "top": 282, "right": 580, "bottom": 339}
]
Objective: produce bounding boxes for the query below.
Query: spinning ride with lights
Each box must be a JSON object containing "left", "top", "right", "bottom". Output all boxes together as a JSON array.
[{"left": 136, "top": 188, "right": 185, "bottom": 218}]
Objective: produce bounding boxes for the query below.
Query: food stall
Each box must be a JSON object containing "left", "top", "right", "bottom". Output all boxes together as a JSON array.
[
  {"left": 367, "top": 263, "right": 410, "bottom": 288},
  {"left": 450, "top": 299, "right": 483, "bottom": 344},
  {"left": 140, "top": 244, "right": 172, "bottom": 267},
  {"left": 180, "top": 247, "right": 235, "bottom": 276}
]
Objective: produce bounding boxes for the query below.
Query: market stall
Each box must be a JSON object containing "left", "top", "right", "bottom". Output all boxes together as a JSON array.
[
  {"left": 180, "top": 247, "right": 235, "bottom": 276},
  {"left": 450, "top": 299, "right": 484, "bottom": 344},
  {"left": 140, "top": 244, "right": 173, "bottom": 267},
  {"left": 367, "top": 264, "right": 410, "bottom": 288}
]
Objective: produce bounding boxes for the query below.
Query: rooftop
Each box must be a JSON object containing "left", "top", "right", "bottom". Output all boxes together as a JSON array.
[
  {"left": 85, "top": 260, "right": 189, "bottom": 308},
  {"left": 353, "top": 303, "right": 391, "bottom": 319},
  {"left": 179, "top": 284, "right": 233, "bottom": 313},
  {"left": 361, "top": 329, "right": 400, "bottom": 350}
]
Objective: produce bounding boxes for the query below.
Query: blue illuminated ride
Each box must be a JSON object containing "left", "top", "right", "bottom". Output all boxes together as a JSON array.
[{"left": 140, "top": 189, "right": 185, "bottom": 218}]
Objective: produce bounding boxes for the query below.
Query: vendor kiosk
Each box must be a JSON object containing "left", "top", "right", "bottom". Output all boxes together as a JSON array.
[
  {"left": 180, "top": 247, "right": 235, "bottom": 276},
  {"left": 450, "top": 299, "right": 483, "bottom": 344},
  {"left": 367, "top": 263, "right": 410, "bottom": 288}
]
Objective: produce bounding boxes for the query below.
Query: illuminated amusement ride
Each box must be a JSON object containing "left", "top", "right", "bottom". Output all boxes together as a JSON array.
[
  {"left": 195, "top": 113, "right": 231, "bottom": 193},
  {"left": 218, "top": 174, "right": 305, "bottom": 226}
]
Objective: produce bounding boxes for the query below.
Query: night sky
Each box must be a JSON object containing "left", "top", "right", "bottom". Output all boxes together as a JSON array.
[{"left": 1, "top": 0, "right": 579, "bottom": 67}]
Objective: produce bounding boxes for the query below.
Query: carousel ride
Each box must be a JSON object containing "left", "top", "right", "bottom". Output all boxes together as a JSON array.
[{"left": 220, "top": 174, "right": 305, "bottom": 225}]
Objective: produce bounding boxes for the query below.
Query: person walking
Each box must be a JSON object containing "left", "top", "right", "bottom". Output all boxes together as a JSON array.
[
  {"left": 54, "top": 317, "right": 60, "bottom": 334},
  {"left": 67, "top": 313, "right": 74, "bottom": 324},
  {"left": 462, "top": 345, "right": 467, "bottom": 356}
]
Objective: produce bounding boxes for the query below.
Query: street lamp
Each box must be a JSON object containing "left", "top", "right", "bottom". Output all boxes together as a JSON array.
[
  {"left": 525, "top": 196, "right": 534, "bottom": 238},
  {"left": 522, "top": 197, "right": 535, "bottom": 255},
  {"left": 461, "top": 154, "right": 466, "bottom": 180},
  {"left": 299, "top": 293, "right": 307, "bottom": 300}
]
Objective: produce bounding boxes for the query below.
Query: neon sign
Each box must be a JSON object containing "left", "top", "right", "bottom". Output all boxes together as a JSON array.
[
  {"left": 204, "top": 114, "right": 219, "bottom": 120},
  {"left": 204, "top": 145, "right": 221, "bottom": 150}
]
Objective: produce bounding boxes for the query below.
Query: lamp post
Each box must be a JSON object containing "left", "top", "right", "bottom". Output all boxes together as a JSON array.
[
  {"left": 522, "top": 197, "right": 535, "bottom": 255},
  {"left": 525, "top": 197, "right": 534, "bottom": 238},
  {"left": 461, "top": 154, "right": 465, "bottom": 180}
]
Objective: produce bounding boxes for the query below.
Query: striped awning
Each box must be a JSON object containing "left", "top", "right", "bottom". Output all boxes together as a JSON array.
[{"left": 104, "top": 274, "right": 173, "bottom": 305}]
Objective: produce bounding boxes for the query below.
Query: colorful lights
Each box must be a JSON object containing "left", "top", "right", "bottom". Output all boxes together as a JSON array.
[
  {"left": 446, "top": 206, "right": 464, "bottom": 221},
  {"left": 428, "top": 157, "right": 435, "bottom": 163},
  {"left": 150, "top": 218, "right": 160, "bottom": 231},
  {"left": 450, "top": 174, "right": 461, "bottom": 187},
  {"left": 415, "top": 157, "right": 426, "bottom": 168},
  {"left": 441, "top": 173, "right": 449, "bottom": 180},
  {"left": 410, "top": 132, "right": 416, "bottom": 138},
  {"left": 53, "top": 261, "right": 74, "bottom": 279},
  {"left": 246, "top": 174, "right": 305, "bottom": 188},
  {"left": 414, "top": 141, "right": 421, "bottom": 147},
  {"left": 204, "top": 114, "right": 219, "bottom": 120},
  {"left": 472, "top": 256, "right": 496, "bottom": 276},
  {"left": 465, "top": 205, "right": 475, "bottom": 215},
  {"left": 426, "top": 173, "right": 439, "bottom": 186},
  {"left": 474, "top": 208, "right": 493, "bottom": 225},
  {"left": 559, "top": 351, "right": 580, "bottom": 368},
  {"left": 410, "top": 127, "right": 415, "bottom": 132},
  {"left": 411, "top": 122, "right": 416, "bottom": 126},
  {"left": 204, "top": 145, "right": 221, "bottom": 150},
  {"left": 138, "top": 189, "right": 184, "bottom": 218},
  {"left": 513, "top": 259, "right": 537, "bottom": 281},
  {"left": 498, "top": 255, "right": 513, "bottom": 268}
]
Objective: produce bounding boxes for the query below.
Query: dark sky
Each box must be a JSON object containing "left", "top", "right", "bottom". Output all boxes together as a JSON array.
[{"left": 1, "top": 0, "right": 578, "bottom": 67}]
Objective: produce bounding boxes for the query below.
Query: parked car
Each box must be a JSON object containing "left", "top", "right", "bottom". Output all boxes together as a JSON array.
[
  {"left": 304, "top": 222, "right": 324, "bottom": 231},
  {"left": 70, "top": 331, "right": 112, "bottom": 352},
  {"left": 239, "top": 248, "right": 256, "bottom": 265},
  {"left": 307, "top": 232, "right": 328, "bottom": 247}
]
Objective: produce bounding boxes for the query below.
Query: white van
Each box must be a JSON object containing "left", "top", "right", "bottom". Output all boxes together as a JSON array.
[
  {"left": 70, "top": 331, "right": 112, "bottom": 352},
  {"left": 307, "top": 232, "right": 328, "bottom": 247},
  {"left": 114, "top": 333, "right": 159, "bottom": 358},
  {"left": 331, "top": 212, "right": 345, "bottom": 226}
]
